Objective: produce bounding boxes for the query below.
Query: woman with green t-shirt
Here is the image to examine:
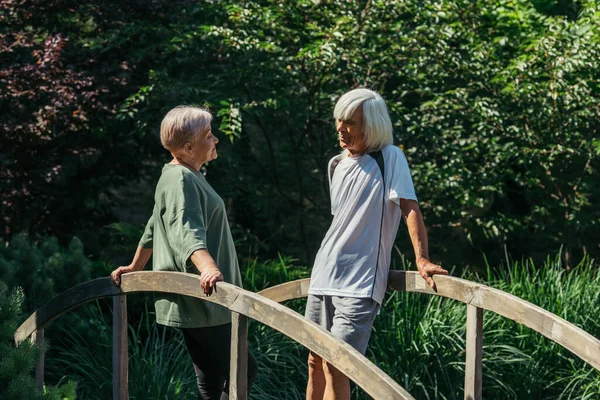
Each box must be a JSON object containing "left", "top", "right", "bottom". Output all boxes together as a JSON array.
[{"left": 110, "top": 105, "right": 258, "bottom": 400}]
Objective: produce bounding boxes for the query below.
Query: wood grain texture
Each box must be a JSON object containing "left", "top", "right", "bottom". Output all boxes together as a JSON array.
[
  {"left": 228, "top": 287, "right": 414, "bottom": 400},
  {"left": 257, "top": 278, "right": 310, "bottom": 303},
  {"left": 14, "top": 278, "right": 121, "bottom": 345},
  {"left": 15, "top": 271, "right": 600, "bottom": 399},
  {"left": 112, "top": 295, "right": 128, "bottom": 400},
  {"left": 464, "top": 305, "right": 483, "bottom": 400},
  {"left": 32, "top": 328, "right": 44, "bottom": 392},
  {"left": 259, "top": 271, "right": 600, "bottom": 372},
  {"left": 230, "top": 312, "right": 248, "bottom": 400},
  {"left": 393, "top": 271, "right": 600, "bottom": 372},
  {"left": 15, "top": 272, "right": 414, "bottom": 400}
]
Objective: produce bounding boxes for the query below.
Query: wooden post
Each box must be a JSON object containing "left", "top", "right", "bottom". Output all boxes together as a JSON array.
[
  {"left": 230, "top": 312, "right": 248, "bottom": 400},
  {"left": 465, "top": 304, "right": 483, "bottom": 400},
  {"left": 112, "top": 295, "right": 128, "bottom": 400},
  {"left": 32, "top": 328, "right": 44, "bottom": 392}
]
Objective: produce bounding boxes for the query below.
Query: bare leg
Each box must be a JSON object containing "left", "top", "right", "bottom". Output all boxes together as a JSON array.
[
  {"left": 323, "top": 360, "right": 350, "bottom": 400},
  {"left": 306, "top": 351, "right": 326, "bottom": 400}
]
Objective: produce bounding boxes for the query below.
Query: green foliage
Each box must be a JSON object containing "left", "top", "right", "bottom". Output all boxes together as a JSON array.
[
  {"left": 0, "top": 234, "right": 92, "bottom": 312},
  {"left": 248, "top": 318, "right": 306, "bottom": 400},
  {"left": 478, "top": 253, "right": 600, "bottom": 398},
  {"left": 52, "top": 299, "right": 307, "bottom": 400},
  {"left": 242, "top": 254, "right": 600, "bottom": 399},
  {"left": 242, "top": 254, "right": 310, "bottom": 292},
  {"left": 0, "top": 234, "right": 99, "bottom": 397},
  {"left": 5, "top": 245, "right": 598, "bottom": 399},
  {"left": 2, "top": 1, "right": 600, "bottom": 395},
  {"left": 0, "top": 282, "right": 77, "bottom": 399},
  {"left": 53, "top": 303, "right": 197, "bottom": 400},
  {"left": 2, "top": 0, "right": 599, "bottom": 267},
  {"left": 88, "top": 0, "right": 600, "bottom": 267},
  {"left": 0, "top": 0, "right": 175, "bottom": 248},
  {"left": 378, "top": 255, "right": 599, "bottom": 399}
]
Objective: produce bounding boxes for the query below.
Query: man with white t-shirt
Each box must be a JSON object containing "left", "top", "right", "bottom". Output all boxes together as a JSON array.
[{"left": 305, "top": 88, "right": 448, "bottom": 400}]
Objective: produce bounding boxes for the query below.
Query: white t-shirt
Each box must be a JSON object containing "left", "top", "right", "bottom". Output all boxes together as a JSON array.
[{"left": 308, "top": 144, "right": 417, "bottom": 305}]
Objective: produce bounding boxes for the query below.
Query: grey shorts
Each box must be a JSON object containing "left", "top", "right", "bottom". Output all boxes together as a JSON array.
[{"left": 304, "top": 294, "right": 380, "bottom": 355}]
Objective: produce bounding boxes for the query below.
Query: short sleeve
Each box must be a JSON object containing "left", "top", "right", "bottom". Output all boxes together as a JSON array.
[
  {"left": 138, "top": 212, "right": 155, "bottom": 249},
  {"left": 387, "top": 146, "right": 418, "bottom": 205},
  {"left": 163, "top": 174, "right": 207, "bottom": 271}
]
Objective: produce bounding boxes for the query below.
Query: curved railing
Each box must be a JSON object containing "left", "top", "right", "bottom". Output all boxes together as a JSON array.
[
  {"left": 14, "top": 271, "right": 600, "bottom": 400},
  {"left": 14, "top": 271, "right": 412, "bottom": 400},
  {"left": 259, "top": 271, "right": 600, "bottom": 399}
]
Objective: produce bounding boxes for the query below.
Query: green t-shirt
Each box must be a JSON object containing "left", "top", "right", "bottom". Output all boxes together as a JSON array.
[{"left": 139, "top": 164, "right": 242, "bottom": 328}]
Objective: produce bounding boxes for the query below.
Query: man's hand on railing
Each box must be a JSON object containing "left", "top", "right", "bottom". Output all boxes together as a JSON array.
[{"left": 416, "top": 259, "right": 448, "bottom": 292}]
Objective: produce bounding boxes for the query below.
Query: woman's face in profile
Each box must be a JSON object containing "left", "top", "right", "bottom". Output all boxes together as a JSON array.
[{"left": 192, "top": 128, "right": 219, "bottom": 165}]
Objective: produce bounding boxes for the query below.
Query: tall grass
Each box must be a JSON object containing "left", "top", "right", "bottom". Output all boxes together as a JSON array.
[
  {"left": 47, "top": 253, "right": 599, "bottom": 399},
  {"left": 241, "top": 253, "right": 600, "bottom": 399},
  {"left": 367, "top": 253, "right": 600, "bottom": 399},
  {"left": 49, "top": 301, "right": 197, "bottom": 400}
]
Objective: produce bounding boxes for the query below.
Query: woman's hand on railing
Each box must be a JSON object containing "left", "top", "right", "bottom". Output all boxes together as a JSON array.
[
  {"left": 111, "top": 246, "right": 153, "bottom": 286},
  {"left": 200, "top": 268, "right": 223, "bottom": 296},
  {"left": 110, "top": 265, "right": 134, "bottom": 286},
  {"left": 190, "top": 249, "right": 223, "bottom": 296}
]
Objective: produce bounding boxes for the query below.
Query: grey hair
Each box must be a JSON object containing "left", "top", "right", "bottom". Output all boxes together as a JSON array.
[
  {"left": 333, "top": 88, "right": 393, "bottom": 153},
  {"left": 160, "top": 105, "right": 212, "bottom": 151}
]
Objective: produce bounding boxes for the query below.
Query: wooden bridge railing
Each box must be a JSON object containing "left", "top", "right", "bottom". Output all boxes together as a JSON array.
[
  {"left": 259, "top": 271, "right": 600, "bottom": 399},
  {"left": 14, "top": 271, "right": 600, "bottom": 400},
  {"left": 14, "top": 272, "right": 413, "bottom": 400}
]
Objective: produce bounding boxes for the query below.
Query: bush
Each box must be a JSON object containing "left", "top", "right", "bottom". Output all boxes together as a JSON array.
[
  {"left": 0, "top": 234, "right": 93, "bottom": 312},
  {"left": 0, "top": 281, "right": 77, "bottom": 399},
  {"left": 0, "top": 234, "right": 105, "bottom": 394}
]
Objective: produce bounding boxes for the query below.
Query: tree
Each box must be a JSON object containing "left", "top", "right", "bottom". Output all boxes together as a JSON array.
[{"left": 2, "top": 0, "right": 598, "bottom": 267}]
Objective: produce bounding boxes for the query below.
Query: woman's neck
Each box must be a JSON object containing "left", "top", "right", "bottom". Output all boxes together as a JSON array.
[{"left": 170, "top": 156, "right": 201, "bottom": 171}]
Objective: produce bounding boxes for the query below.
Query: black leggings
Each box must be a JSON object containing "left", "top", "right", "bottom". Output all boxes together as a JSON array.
[{"left": 181, "top": 323, "right": 258, "bottom": 400}]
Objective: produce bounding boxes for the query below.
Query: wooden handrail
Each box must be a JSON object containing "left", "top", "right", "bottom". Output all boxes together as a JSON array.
[
  {"left": 14, "top": 272, "right": 414, "bottom": 400},
  {"left": 258, "top": 271, "right": 600, "bottom": 372},
  {"left": 15, "top": 270, "right": 600, "bottom": 400}
]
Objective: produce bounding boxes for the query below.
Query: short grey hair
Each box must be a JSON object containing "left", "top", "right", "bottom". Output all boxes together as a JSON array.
[
  {"left": 333, "top": 88, "right": 393, "bottom": 152},
  {"left": 160, "top": 105, "right": 212, "bottom": 151}
]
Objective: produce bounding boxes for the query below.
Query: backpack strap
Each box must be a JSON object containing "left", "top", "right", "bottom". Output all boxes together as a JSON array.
[
  {"left": 329, "top": 150, "right": 385, "bottom": 182},
  {"left": 368, "top": 149, "right": 385, "bottom": 300},
  {"left": 368, "top": 149, "right": 385, "bottom": 180},
  {"left": 329, "top": 154, "right": 343, "bottom": 184}
]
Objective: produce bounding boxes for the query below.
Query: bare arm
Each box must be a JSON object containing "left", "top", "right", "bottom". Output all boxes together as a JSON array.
[
  {"left": 400, "top": 199, "right": 448, "bottom": 291},
  {"left": 110, "top": 246, "right": 153, "bottom": 286},
  {"left": 190, "top": 248, "right": 223, "bottom": 295}
]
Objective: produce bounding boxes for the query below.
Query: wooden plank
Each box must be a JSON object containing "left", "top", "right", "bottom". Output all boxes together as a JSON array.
[
  {"left": 119, "top": 271, "right": 240, "bottom": 307},
  {"left": 257, "top": 278, "right": 310, "bottom": 302},
  {"left": 119, "top": 274, "right": 413, "bottom": 399},
  {"left": 229, "top": 290, "right": 415, "bottom": 400},
  {"left": 464, "top": 305, "right": 483, "bottom": 400},
  {"left": 14, "top": 278, "right": 122, "bottom": 345},
  {"left": 14, "top": 271, "right": 600, "bottom": 399},
  {"left": 388, "top": 271, "right": 600, "bottom": 372},
  {"left": 263, "top": 272, "right": 600, "bottom": 374},
  {"left": 229, "top": 312, "right": 248, "bottom": 400},
  {"left": 112, "top": 295, "right": 128, "bottom": 400},
  {"left": 32, "top": 328, "right": 44, "bottom": 392}
]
